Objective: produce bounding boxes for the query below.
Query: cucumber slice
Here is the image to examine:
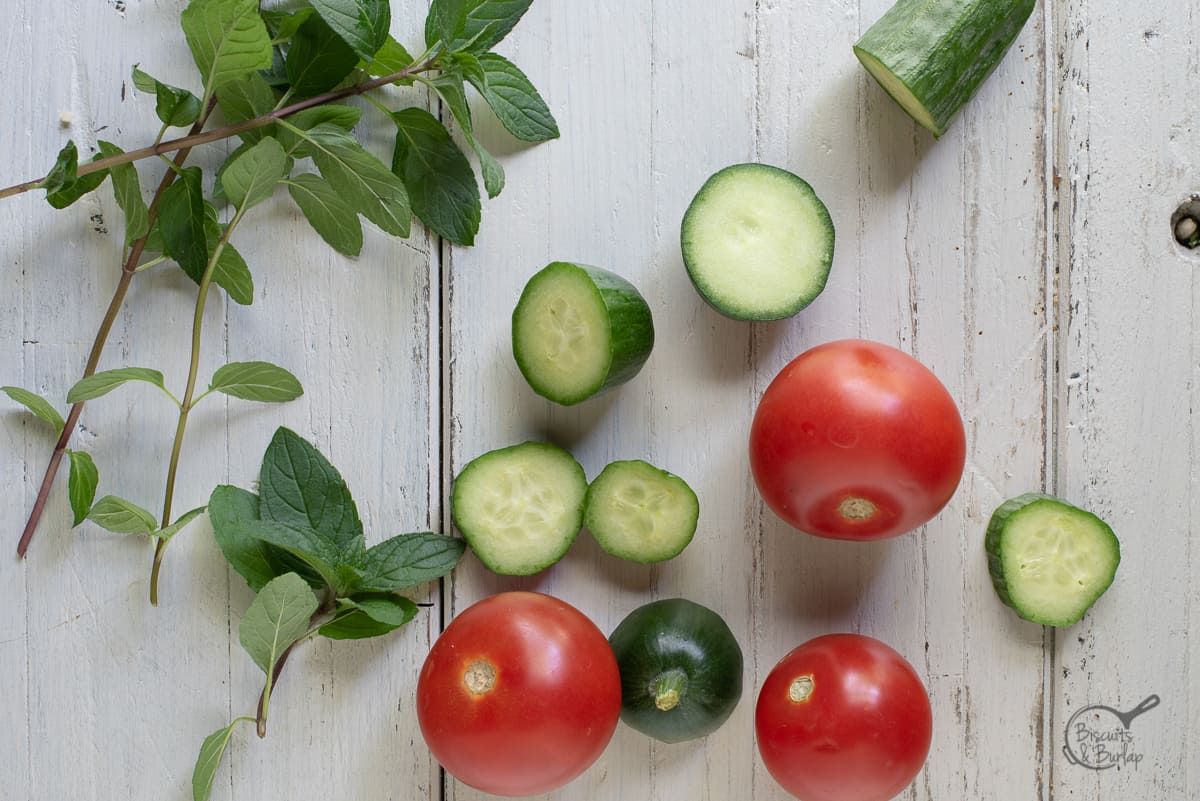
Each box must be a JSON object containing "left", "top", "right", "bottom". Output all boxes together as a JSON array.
[
  {"left": 512, "top": 262, "right": 654, "bottom": 406},
  {"left": 854, "top": 0, "right": 1037, "bottom": 137},
  {"left": 451, "top": 442, "right": 587, "bottom": 575},
  {"left": 584, "top": 460, "right": 699, "bottom": 563},
  {"left": 985, "top": 493, "right": 1121, "bottom": 627},
  {"left": 680, "top": 163, "right": 834, "bottom": 321}
]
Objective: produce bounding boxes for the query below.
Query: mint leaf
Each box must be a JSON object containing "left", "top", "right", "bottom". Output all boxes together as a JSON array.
[
  {"left": 66, "top": 367, "right": 168, "bottom": 403},
  {"left": 239, "top": 572, "right": 318, "bottom": 675},
  {"left": 46, "top": 165, "right": 108, "bottom": 210},
  {"left": 357, "top": 532, "right": 466, "bottom": 592},
  {"left": 1, "top": 386, "right": 65, "bottom": 436},
  {"left": 237, "top": 520, "right": 361, "bottom": 594},
  {"left": 259, "top": 427, "right": 365, "bottom": 553},
  {"left": 286, "top": 173, "right": 363, "bottom": 257},
  {"left": 181, "top": 0, "right": 274, "bottom": 97},
  {"left": 426, "top": 0, "right": 468, "bottom": 48},
  {"left": 428, "top": 0, "right": 533, "bottom": 54},
  {"left": 202, "top": 202, "right": 255, "bottom": 305},
  {"left": 159, "top": 166, "right": 209, "bottom": 282},
  {"left": 66, "top": 450, "right": 99, "bottom": 527},
  {"left": 429, "top": 70, "right": 504, "bottom": 198},
  {"left": 293, "top": 123, "right": 411, "bottom": 237},
  {"left": 210, "top": 485, "right": 319, "bottom": 592},
  {"left": 310, "top": 0, "right": 391, "bottom": 59},
  {"left": 43, "top": 141, "right": 78, "bottom": 196},
  {"left": 286, "top": 13, "right": 360, "bottom": 98},
  {"left": 319, "top": 593, "right": 417, "bottom": 640},
  {"left": 471, "top": 52, "right": 559, "bottom": 142},
  {"left": 276, "top": 106, "right": 362, "bottom": 157},
  {"left": 87, "top": 495, "right": 158, "bottom": 534},
  {"left": 391, "top": 107, "right": 480, "bottom": 246},
  {"left": 131, "top": 65, "right": 202, "bottom": 128},
  {"left": 97, "top": 141, "right": 150, "bottom": 244},
  {"left": 215, "top": 74, "right": 278, "bottom": 144},
  {"left": 264, "top": 7, "right": 316, "bottom": 42},
  {"left": 220, "top": 137, "right": 288, "bottom": 211},
  {"left": 192, "top": 718, "right": 252, "bottom": 801},
  {"left": 361, "top": 36, "right": 413, "bottom": 78},
  {"left": 155, "top": 505, "right": 207, "bottom": 542},
  {"left": 210, "top": 361, "right": 303, "bottom": 402}
]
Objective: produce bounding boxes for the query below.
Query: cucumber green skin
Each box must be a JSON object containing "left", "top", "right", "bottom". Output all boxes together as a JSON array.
[
  {"left": 512, "top": 262, "right": 655, "bottom": 406},
  {"left": 985, "top": 493, "right": 1121, "bottom": 627},
  {"left": 854, "top": 0, "right": 1037, "bottom": 137},
  {"left": 681, "top": 163, "right": 835, "bottom": 321},
  {"left": 608, "top": 598, "right": 743, "bottom": 744}
]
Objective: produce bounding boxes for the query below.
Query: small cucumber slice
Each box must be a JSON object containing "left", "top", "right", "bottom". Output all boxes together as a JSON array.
[
  {"left": 512, "top": 262, "right": 655, "bottom": 406},
  {"left": 584, "top": 460, "right": 699, "bottom": 563},
  {"left": 985, "top": 493, "right": 1120, "bottom": 627},
  {"left": 854, "top": 0, "right": 1037, "bottom": 137},
  {"left": 681, "top": 163, "right": 835, "bottom": 321},
  {"left": 452, "top": 442, "right": 587, "bottom": 575}
]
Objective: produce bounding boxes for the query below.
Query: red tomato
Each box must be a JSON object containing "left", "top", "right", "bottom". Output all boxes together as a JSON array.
[
  {"left": 755, "top": 633, "right": 933, "bottom": 801},
  {"left": 416, "top": 591, "right": 621, "bottom": 797},
  {"left": 749, "top": 339, "right": 965, "bottom": 539}
]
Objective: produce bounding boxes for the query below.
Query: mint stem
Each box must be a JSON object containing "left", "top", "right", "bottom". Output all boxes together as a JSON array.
[
  {"left": 16, "top": 96, "right": 218, "bottom": 558},
  {"left": 0, "top": 60, "right": 438, "bottom": 201}
]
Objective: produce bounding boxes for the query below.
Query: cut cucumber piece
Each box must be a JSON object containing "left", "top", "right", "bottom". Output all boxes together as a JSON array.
[
  {"left": 512, "top": 262, "right": 654, "bottom": 406},
  {"left": 584, "top": 460, "right": 699, "bottom": 563},
  {"left": 680, "top": 164, "right": 834, "bottom": 321},
  {"left": 985, "top": 493, "right": 1120, "bottom": 627},
  {"left": 452, "top": 442, "right": 587, "bottom": 575},
  {"left": 854, "top": 0, "right": 1037, "bottom": 137}
]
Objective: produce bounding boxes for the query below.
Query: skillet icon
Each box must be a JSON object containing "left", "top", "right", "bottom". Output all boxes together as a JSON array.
[{"left": 1062, "top": 694, "right": 1159, "bottom": 770}]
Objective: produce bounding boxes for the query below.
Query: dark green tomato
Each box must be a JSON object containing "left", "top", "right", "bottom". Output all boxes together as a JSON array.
[{"left": 608, "top": 598, "right": 743, "bottom": 743}]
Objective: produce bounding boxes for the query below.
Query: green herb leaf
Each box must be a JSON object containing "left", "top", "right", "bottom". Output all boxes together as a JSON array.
[
  {"left": 181, "top": 0, "right": 274, "bottom": 98},
  {"left": 220, "top": 137, "right": 288, "bottom": 211},
  {"left": 66, "top": 450, "right": 99, "bottom": 527},
  {"left": 215, "top": 73, "right": 278, "bottom": 144},
  {"left": 238, "top": 572, "right": 318, "bottom": 675},
  {"left": 361, "top": 36, "right": 413, "bottom": 78},
  {"left": 471, "top": 52, "right": 559, "bottom": 142},
  {"left": 131, "top": 65, "right": 202, "bottom": 128},
  {"left": 310, "top": 0, "right": 391, "bottom": 59},
  {"left": 201, "top": 202, "right": 255, "bottom": 305},
  {"left": 319, "top": 593, "right": 418, "bottom": 639},
  {"left": 357, "top": 532, "right": 466, "bottom": 592},
  {"left": 275, "top": 105, "right": 363, "bottom": 158},
  {"left": 1, "top": 386, "right": 65, "bottom": 436},
  {"left": 43, "top": 141, "right": 78, "bottom": 197},
  {"left": 391, "top": 107, "right": 480, "bottom": 246},
  {"left": 66, "top": 367, "right": 168, "bottom": 403},
  {"left": 46, "top": 166, "right": 109, "bottom": 210},
  {"left": 259, "top": 427, "right": 365, "bottom": 553},
  {"left": 192, "top": 718, "right": 251, "bottom": 801},
  {"left": 265, "top": 7, "right": 316, "bottom": 42},
  {"left": 97, "top": 141, "right": 150, "bottom": 244},
  {"left": 238, "top": 520, "right": 362, "bottom": 595},
  {"left": 286, "top": 13, "right": 360, "bottom": 98},
  {"left": 159, "top": 166, "right": 210, "bottom": 282},
  {"left": 209, "top": 361, "right": 303, "bottom": 402},
  {"left": 427, "top": 0, "right": 533, "bottom": 54},
  {"left": 156, "top": 505, "right": 207, "bottom": 542},
  {"left": 426, "top": 0, "right": 468, "bottom": 48},
  {"left": 286, "top": 173, "right": 363, "bottom": 257},
  {"left": 87, "top": 495, "right": 158, "bottom": 534},
  {"left": 294, "top": 123, "right": 411, "bottom": 237},
  {"left": 429, "top": 70, "right": 505, "bottom": 198},
  {"left": 210, "top": 485, "right": 320, "bottom": 592}
]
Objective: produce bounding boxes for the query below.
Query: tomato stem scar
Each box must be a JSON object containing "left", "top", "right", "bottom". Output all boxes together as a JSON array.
[
  {"left": 838, "top": 497, "right": 877, "bottom": 520},
  {"left": 465, "top": 659, "right": 497, "bottom": 695},
  {"left": 789, "top": 675, "right": 815, "bottom": 703}
]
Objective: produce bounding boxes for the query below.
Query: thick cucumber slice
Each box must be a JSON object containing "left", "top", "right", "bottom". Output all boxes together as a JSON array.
[
  {"left": 985, "top": 493, "right": 1120, "bottom": 627},
  {"left": 681, "top": 163, "right": 834, "bottom": 321},
  {"left": 451, "top": 442, "right": 587, "bottom": 575},
  {"left": 854, "top": 0, "right": 1037, "bottom": 137},
  {"left": 512, "top": 262, "right": 654, "bottom": 406},
  {"left": 584, "top": 460, "right": 699, "bottom": 563}
]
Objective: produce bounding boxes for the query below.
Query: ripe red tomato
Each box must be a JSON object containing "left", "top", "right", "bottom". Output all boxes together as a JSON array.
[
  {"left": 755, "top": 633, "right": 932, "bottom": 801},
  {"left": 749, "top": 339, "right": 965, "bottom": 539},
  {"left": 416, "top": 591, "right": 621, "bottom": 797}
]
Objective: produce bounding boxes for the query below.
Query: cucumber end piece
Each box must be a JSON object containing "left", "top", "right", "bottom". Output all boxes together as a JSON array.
[
  {"left": 853, "top": 46, "right": 944, "bottom": 137},
  {"left": 585, "top": 460, "right": 699, "bottom": 563}
]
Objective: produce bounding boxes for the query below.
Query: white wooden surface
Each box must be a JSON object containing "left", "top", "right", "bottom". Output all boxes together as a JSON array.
[{"left": 1, "top": 1, "right": 1195, "bottom": 799}]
